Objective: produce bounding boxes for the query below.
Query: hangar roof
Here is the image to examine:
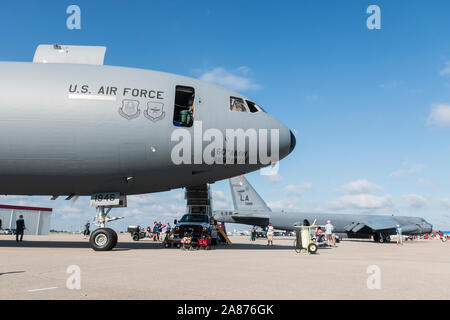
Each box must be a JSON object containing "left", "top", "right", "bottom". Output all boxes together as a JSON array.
[{"left": 0, "top": 204, "right": 52, "bottom": 212}]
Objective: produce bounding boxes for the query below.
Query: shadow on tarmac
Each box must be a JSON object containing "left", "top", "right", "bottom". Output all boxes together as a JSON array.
[
  {"left": 0, "top": 271, "right": 25, "bottom": 276},
  {"left": 0, "top": 240, "right": 303, "bottom": 251}
]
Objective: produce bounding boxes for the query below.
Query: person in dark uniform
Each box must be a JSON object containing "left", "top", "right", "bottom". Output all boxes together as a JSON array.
[{"left": 16, "top": 215, "right": 25, "bottom": 242}]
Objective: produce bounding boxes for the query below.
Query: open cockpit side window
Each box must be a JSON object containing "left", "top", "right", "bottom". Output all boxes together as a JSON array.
[
  {"left": 173, "top": 86, "right": 195, "bottom": 127},
  {"left": 230, "top": 97, "right": 248, "bottom": 112}
]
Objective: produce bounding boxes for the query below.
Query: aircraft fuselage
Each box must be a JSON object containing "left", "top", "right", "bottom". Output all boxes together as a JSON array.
[{"left": 0, "top": 62, "right": 294, "bottom": 196}]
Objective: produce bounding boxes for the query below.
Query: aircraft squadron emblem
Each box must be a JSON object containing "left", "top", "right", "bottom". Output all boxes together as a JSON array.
[
  {"left": 119, "top": 99, "right": 141, "bottom": 120},
  {"left": 144, "top": 102, "right": 165, "bottom": 122}
]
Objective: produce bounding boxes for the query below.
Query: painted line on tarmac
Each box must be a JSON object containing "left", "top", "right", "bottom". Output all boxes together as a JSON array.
[{"left": 27, "top": 287, "right": 58, "bottom": 293}]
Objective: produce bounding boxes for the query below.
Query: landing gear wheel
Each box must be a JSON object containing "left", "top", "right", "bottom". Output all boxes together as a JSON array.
[
  {"left": 90, "top": 228, "right": 116, "bottom": 251},
  {"left": 373, "top": 234, "right": 381, "bottom": 243},
  {"left": 110, "top": 229, "right": 118, "bottom": 248},
  {"left": 308, "top": 243, "right": 318, "bottom": 254},
  {"left": 294, "top": 240, "right": 302, "bottom": 253}
]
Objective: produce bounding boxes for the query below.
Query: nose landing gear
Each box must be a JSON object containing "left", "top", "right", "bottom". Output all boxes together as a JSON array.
[
  {"left": 90, "top": 227, "right": 118, "bottom": 251},
  {"left": 88, "top": 194, "right": 126, "bottom": 251}
]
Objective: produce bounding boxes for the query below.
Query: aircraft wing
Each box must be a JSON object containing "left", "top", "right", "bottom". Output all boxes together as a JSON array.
[{"left": 344, "top": 216, "right": 398, "bottom": 233}]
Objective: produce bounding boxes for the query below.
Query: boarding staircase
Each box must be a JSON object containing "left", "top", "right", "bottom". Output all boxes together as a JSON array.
[
  {"left": 162, "top": 184, "right": 232, "bottom": 246},
  {"left": 185, "top": 184, "right": 212, "bottom": 216}
]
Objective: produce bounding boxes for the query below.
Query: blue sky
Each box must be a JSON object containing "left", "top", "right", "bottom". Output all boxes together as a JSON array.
[{"left": 1, "top": 0, "right": 450, "bottom": 231}]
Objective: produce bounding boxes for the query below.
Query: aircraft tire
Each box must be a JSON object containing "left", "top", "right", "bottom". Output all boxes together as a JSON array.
[
  {"left": 308, "top": 243, "right": 318, "bottom": 254},
  {"left": 373, "top": 234, "right": 380, "bottom": 243},
  {"left": 294, "top": 240, "right": 302, "bottom": 253},
  {"left": 110, "top": 229, "right": 118, "bottom": 248},
  {"left": 109, "top": 229, "right": 119, "bottom": 248},
  {"left": 90, "top": 228, "right": 116, "bottom": 251}
]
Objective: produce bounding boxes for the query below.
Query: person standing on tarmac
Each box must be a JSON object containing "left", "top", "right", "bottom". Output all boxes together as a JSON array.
[
  {"left": 396, "top": 225, "right": 403, "bottom": 245},
  {"left": 325, "top": 220, "right": 335, "bottom": 247},
  {"left": 251, "top": 226, "right": 257, "bottom": 241},
  {"left": 152, "top": 221, "right": 159, "bottom": 241},
  {"left": 266, "top": 223, "right": 274, "bottom": 246},
  {"left": 15, "top": 215, "right": 25, "bottom": 242}
]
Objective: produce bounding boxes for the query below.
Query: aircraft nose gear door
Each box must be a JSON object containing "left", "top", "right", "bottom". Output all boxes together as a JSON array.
[{"left": 89, "top": 193, "right": 126, "bottom": 251}]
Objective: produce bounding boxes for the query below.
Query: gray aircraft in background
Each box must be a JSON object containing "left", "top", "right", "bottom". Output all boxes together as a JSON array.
[
  {"left": 0, "top": 44, "right": 295, "bottom": 250},
  {"left": 213, "top": 176, "right": 433, "bottom": 242}
]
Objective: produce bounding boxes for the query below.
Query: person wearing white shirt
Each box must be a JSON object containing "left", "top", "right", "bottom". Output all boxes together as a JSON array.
[
  {"left": 325, "top": 220, "right": 335, "bottom": 247},
  {"left": 266, "top": 223, "right": 274, "bottom": 246}
]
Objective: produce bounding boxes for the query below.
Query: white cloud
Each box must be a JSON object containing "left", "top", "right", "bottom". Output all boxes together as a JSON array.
[
  {"left": 212, "top": 190, "right": 232, "bottom": 209},
  {"left": 416, "top": 178, "right": 435, "bottom": 188},
  {"left": 440, "top": 198, "right": 450, "bottom": 209},
  {"left": 389, "top": 162, "right": 424, "bottom": 178},
  {"left": 338, "top": 179, "right": 383, "bottom": 195},
  {"left": 265, "top": 173, "right": 283, "bottom": 183},
  {"left": 199, "top": 67, "right": 261, "bottom": 91},
  {"left": 283, "top": 183, "right": 312, "bottom": 196},
  {"left": 328, "top": 194, "right": 394, "bottom": 212},
  {"left": 402, "top": 194, "right": 427, "bottom": 209},
  {"left": 427, "top": 104, "right": 450, "bottom": 128},
  {"left": 440, "top": 61, "right": 450, "bottom": 76},
  {"left": 212, "top": 190, "right": 228, "bottom": 201},
  {"left": 268, "top": 198, "right": 302, "bottom": 211},
  {"left": 58, "top": 206, "right": 82, "bottom": 214}
]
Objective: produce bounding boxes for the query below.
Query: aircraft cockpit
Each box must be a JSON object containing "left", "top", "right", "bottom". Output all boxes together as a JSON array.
[{"left": 230, "top": 96, "right": 265, "bottom": 113}]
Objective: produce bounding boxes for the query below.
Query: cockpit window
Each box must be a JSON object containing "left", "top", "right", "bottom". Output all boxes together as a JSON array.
[
  {"left": 230, "top": 97, "right": 248, "bottom": 112},
  {"left": 246, "top": 100, "right": 260, "bottom": 113}
]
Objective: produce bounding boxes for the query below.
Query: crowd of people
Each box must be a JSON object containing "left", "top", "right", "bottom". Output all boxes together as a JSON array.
[{"left": 147, "top": 221, "right": 171, "bottom": 241}]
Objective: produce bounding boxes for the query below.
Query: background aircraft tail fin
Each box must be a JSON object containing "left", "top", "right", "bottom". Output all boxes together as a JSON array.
[{"left": 229, "top": 176, "right": 272, "bottom": 212}]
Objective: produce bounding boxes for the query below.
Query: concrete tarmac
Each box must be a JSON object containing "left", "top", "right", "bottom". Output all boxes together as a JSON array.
[{"left": 0, "top": 233, "right": 449, "bottom": 300}]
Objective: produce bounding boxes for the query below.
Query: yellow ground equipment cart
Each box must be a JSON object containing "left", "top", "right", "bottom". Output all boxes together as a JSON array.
[{"left": 294, "top": 220, "right": 318, "bottom": 254}]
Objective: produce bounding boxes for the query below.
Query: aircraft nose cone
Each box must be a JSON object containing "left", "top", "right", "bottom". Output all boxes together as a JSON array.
[{"left": 289, "top": 130, "right": 296, "bottom": 153}]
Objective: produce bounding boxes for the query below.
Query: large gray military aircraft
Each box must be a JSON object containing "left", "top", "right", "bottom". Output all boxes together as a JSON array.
[
  {"left": 0, "top": 44, "right": 296, "bottom": 250},
  {"left": 213, "top": 176, "right": 433, "bottom": 242}
]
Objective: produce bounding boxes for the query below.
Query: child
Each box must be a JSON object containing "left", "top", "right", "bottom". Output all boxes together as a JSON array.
[
  {"left": 198, "top": 235, "right": 211, "bottom": 250},
  {"left": 181, "top": 232, "right": 192, "bottom": 250}
]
